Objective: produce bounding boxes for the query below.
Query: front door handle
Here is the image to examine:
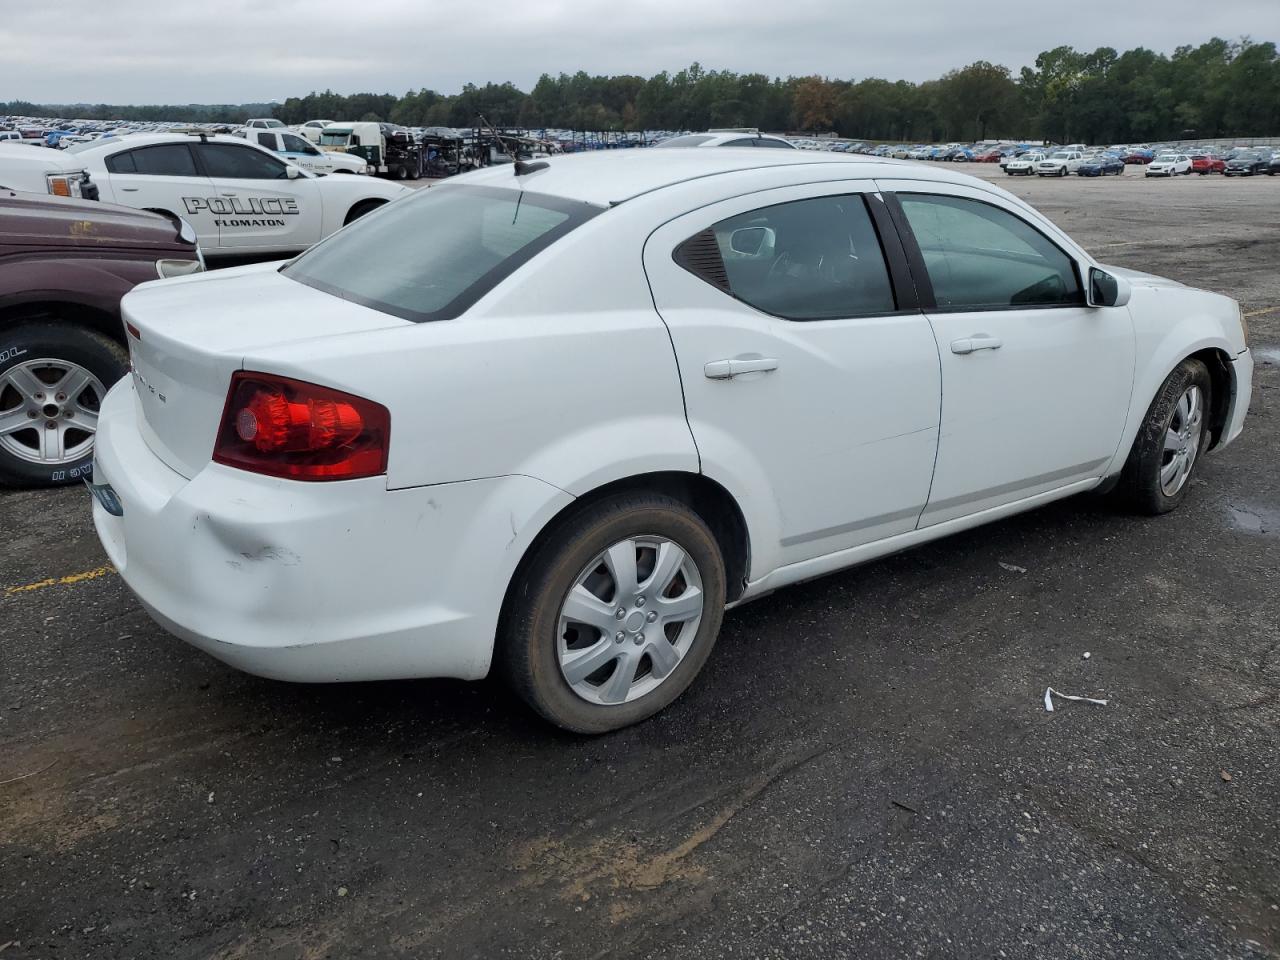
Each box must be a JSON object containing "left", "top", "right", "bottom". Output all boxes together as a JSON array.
[
  {"left": 704, "top": 357, "right": 780, "bottom": 380},
  {"left": 950, "top": 335, "right": 1003, "bottom": 355},
  {"left": 120, "top": 187, "right": 139, "bottom": 192}
]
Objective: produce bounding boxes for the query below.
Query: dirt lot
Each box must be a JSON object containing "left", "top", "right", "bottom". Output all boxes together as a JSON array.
[{"left": 2, "top": 161, "right": 1278, "bottom": 960}]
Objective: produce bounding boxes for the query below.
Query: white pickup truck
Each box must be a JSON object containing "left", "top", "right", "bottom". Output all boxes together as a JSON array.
[
  {"left": 0, "top": 142, "right": 98, "bottom": 199},
  {"left": 247, "top": 129, "right": 369, "bottom": 175}
]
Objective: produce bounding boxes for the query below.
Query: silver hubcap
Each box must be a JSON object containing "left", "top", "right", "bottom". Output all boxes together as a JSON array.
[
  {"left": 0, "top": 358, "right": 105, "bottom": 466},
  {"left": 557, "top": 536, "right": 704, "bottom": 706},
  {"left": 1160, "top": 384, "right": 1204, "bottom": 497}
]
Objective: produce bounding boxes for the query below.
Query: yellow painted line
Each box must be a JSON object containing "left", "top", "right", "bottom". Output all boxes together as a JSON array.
[
  {"left": 3, "top": 564, "right": 116, "bottom": 598},
  {"left": 1243, "top": 307, "right": 1276, "bottom": 319}
]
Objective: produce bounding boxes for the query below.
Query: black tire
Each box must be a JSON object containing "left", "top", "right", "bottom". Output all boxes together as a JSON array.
[
  {"left": 343, "top": 199, "right": 385, "bottom": 226},
  {"left": 499, "top": 492, "right": 727, "bottom": 734},
  {"left": 1118, "top": 358, "right": 1213, "bottom": 516},
  {"left": 394, "top": 164, "right": 408, "bottom": 180},
  {"left": 0, "top": 322, "right": 127, "bottom": 488}
]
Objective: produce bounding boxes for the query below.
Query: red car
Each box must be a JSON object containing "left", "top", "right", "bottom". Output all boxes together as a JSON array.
[
  {"left": 1191, "top": 154, "right": 1225, "bottom": 175},
  {"left": 973, "top": 149, "right": 1002, "bottom": 163}
]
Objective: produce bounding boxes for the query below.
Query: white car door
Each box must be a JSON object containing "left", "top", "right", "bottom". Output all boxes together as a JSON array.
[
  {"left": 192, "top": 140, "right": 323, "bottom": 252},
  {"left": 644, "top": 184, "right": 942, "bottom": 573},
  {"left": 278, "top": 132, "right": 334, "bottom": 174},
  {"left": 876, "top": 179, "right": 1135, "bottom": 526},
  {"left": 96, "top": 142, "right": 220, "bottom": 247}
]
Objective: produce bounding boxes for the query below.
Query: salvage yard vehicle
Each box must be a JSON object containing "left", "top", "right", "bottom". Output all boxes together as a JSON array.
[
  {"left": 0, "top": 189, "right": 201, "bottom": 487},
  {"left": 1223, "top": 149, "right": 1271, "bottom": 176},
  {"left": 1037, "top": 150, "right": 1085, "bottom": 176},
  {"left": 1145, "top": 153, "right": 1193, "bottom": 176},
  {"left": 1191, "top": 153, "right": 1226, "bottom": 175},
  {"left": 318, "top": 122, "right": 426, "bottom": 179},
  {"left": 1076, "top": 154, "right": 1125, "bottom": 177},
  {"left": 1004, "top": 152, "right": 1044, "bottom": 175},
  {"left": 90, "top": 151, "right": 1253, "bottom": 733},
  {"left": 66, "top": 134, "right": 409, "bottom": 256},
  {"left": 654, "top": 131, "right": 796, "bottom": 149},
  {"left": 250, "top": 130, "right": 369, "bottom": 175},
  {"left": 0, "top": 142, "right": 98, "bottom": 199},
  {"left": 297, "top": 120, "right": 335, "bottom": 143}
]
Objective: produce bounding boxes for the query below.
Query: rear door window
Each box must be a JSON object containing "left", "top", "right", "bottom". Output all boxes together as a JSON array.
[
  {"left": 674, "top": 194, "right": 897, "bottom": 320},
  {"left": 108, "top": 144, "right": 199, "bottom": 176}
]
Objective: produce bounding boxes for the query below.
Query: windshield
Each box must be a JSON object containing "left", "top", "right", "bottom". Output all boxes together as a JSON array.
[
  {"left": 1049, "top": 152, "right": 1070, "bottom": 160},
  {"left": 318, "top": 131, "right": 352, "bottom": 146},
  {"left": 282, "top": 185, "right": 601, "bottom": 323},
  {"left": 1155, "top": 154, "right": 1177, "bottom": 162}
]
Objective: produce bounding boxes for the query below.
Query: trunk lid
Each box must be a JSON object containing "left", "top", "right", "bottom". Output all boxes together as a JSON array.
[{"left": 122, "top": 262, "right": 410, "bottom": 478}]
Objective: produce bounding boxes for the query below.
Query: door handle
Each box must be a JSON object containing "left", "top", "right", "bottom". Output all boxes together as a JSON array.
[
  {"left": 120, "top": 187, "right": 139, "bottom": 192},
  {"left": 704, "top": 357, "right": 780, "bottom": 380},
  {"left": 950, "top": 335, "right": 1003, "bottom": 355}
]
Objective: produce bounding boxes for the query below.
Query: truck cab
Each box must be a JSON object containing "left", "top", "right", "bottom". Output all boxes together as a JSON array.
[
  {"left": 250, "top": 130, "right": 368, "bottom": 176},
  {"left": 0, "top": 142, "right": 99, "bottom": 200}
]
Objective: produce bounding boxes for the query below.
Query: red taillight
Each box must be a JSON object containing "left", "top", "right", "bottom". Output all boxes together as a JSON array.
[{"left": 212, "top": 372, "right": 389, "bottom": 481}]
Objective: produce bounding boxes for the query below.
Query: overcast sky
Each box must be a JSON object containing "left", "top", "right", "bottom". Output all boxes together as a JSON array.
[{"left": 2, "top": 0, "right": 1275, "bottom": 105}]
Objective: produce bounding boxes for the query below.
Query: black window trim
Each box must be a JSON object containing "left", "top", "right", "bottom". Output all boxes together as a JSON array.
[
  {"left": 884, "top": 190, "right": 1086, "bottom": 314},
  {"left": 672, "top": 189, "right": 920, "bottom": 324}
]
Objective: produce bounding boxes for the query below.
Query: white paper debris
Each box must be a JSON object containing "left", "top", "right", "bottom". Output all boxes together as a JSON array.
[
  {"left": 1044, "top": 687, "right": 1109, "bottom": 712},
  {"left": 999, "top": 562, "right": 1027, "bottom": 573}
]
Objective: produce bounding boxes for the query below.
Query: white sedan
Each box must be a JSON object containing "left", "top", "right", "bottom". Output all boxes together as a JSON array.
[
  {"left": 67, "top": 134, "right": 409, "bottom": 256},
  {"left": 90, "top": 150, "right": 1253, "bottom": 733},
  {"left": 1146, "top": 153, "right": 1193, "bottom": 177}
]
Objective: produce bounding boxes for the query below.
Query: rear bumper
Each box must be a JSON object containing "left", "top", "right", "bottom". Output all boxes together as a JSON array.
[{"left": 91, "top": 380, "right": 573, "bottom": 683}]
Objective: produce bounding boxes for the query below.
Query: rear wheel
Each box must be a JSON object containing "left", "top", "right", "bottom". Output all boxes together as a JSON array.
[
  {"left": 1119, "top": 359, "right": 1212, "bottom": 515},
  {"left": 0, "top": 322, "right": 127, "bottom": 488},
  {"left": 499, "top": 492, "right": 726, "bottom": 733}
]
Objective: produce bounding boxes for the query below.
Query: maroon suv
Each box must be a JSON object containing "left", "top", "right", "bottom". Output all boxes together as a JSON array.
[{"left": 0, "top": 189, "right": 201, "bottom": 487}]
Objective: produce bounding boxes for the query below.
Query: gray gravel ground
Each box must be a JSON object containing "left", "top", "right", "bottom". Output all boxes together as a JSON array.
[{"left": 1, "top": 161, "right": 1278, "bottom": 960}]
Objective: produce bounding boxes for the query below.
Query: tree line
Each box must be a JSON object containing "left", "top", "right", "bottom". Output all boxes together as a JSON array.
[{"left": 7, "top": 38, "right": 1278, "bottom": 143}]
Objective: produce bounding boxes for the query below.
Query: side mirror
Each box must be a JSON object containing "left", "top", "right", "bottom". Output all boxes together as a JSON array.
[
  {"left": 1088, "top": 267, "right": 1131, "bottom": 308},
  {"left": 729, "top": 226, "right": 775, "bottom": 257},
  {"left": 286, "top": 165, "right": 305, "bottom": 179}
]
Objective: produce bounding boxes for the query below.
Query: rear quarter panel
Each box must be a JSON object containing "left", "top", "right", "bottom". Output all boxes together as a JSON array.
[{"left": 242, "top": 206, "right": 700, "bottom": 494}]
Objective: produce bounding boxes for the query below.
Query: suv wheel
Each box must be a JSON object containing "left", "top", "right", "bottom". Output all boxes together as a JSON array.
[
  {"left": 0, "top": 323, "right": 127, "bottom": 488},
  {"left": 500, "top": 493, "right": 727, "bottom": 733}
]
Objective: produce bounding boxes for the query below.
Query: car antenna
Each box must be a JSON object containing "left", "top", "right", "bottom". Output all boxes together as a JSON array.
[{"left": 476, "top": 113, "right": 548, "bottom": 176}]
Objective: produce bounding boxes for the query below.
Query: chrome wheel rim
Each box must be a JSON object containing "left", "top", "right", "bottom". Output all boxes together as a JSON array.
[
  {"left": 1159, "top": 384, "right": 1204, "bottom": 497},
  {"left": 0, "top": 358, "right": 105, "bottom": 466},
  {"left": 557, "top": 536, "right": 704, "bottom": 706}
]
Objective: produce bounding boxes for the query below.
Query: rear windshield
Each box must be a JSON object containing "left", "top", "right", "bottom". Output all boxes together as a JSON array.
[
  {"left": 653, "top": 135, "right": 715, "bottom": 148},
  {"left": 282, "top": 184, "right": 601, "bottom": 323}
]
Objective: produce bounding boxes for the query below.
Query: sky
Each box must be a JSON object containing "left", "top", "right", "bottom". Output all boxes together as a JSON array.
[{"left": 1, "top": 0, "right": 1276, "bottom": 105}]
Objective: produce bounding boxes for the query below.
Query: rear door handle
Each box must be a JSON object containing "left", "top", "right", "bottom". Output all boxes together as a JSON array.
[
  {"left": 950, "top": 335, "right": 1003, "bottom": 355},
  {"left": 704, "top": 357, "right": 780, "bottom": 380},
  {"left": 120, "top": 187, "right": 139, "bottom": 192}
]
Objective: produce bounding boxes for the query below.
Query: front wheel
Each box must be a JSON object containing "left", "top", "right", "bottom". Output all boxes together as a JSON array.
[
  {"left": 1119, "top": 358, "right": 1212, "bottom": 515},
  {"left": 0, "top": 322, "right": 127, "bottom": 488},
  {"left": 499, "top": 493, "right": 727, "bottom": 733}
]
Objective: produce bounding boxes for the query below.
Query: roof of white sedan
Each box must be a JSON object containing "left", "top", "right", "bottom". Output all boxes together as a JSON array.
[
  {"left": 69, "top": 133, "right": 249, "bottom": 157},
  {"left": 452, "top": 149, "right": 974, "bottom": 207}
]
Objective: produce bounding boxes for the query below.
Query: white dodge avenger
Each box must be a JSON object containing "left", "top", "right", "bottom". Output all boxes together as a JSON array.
[{"left": 90, "top": 150, "right": 1253, "bottom": 733}]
